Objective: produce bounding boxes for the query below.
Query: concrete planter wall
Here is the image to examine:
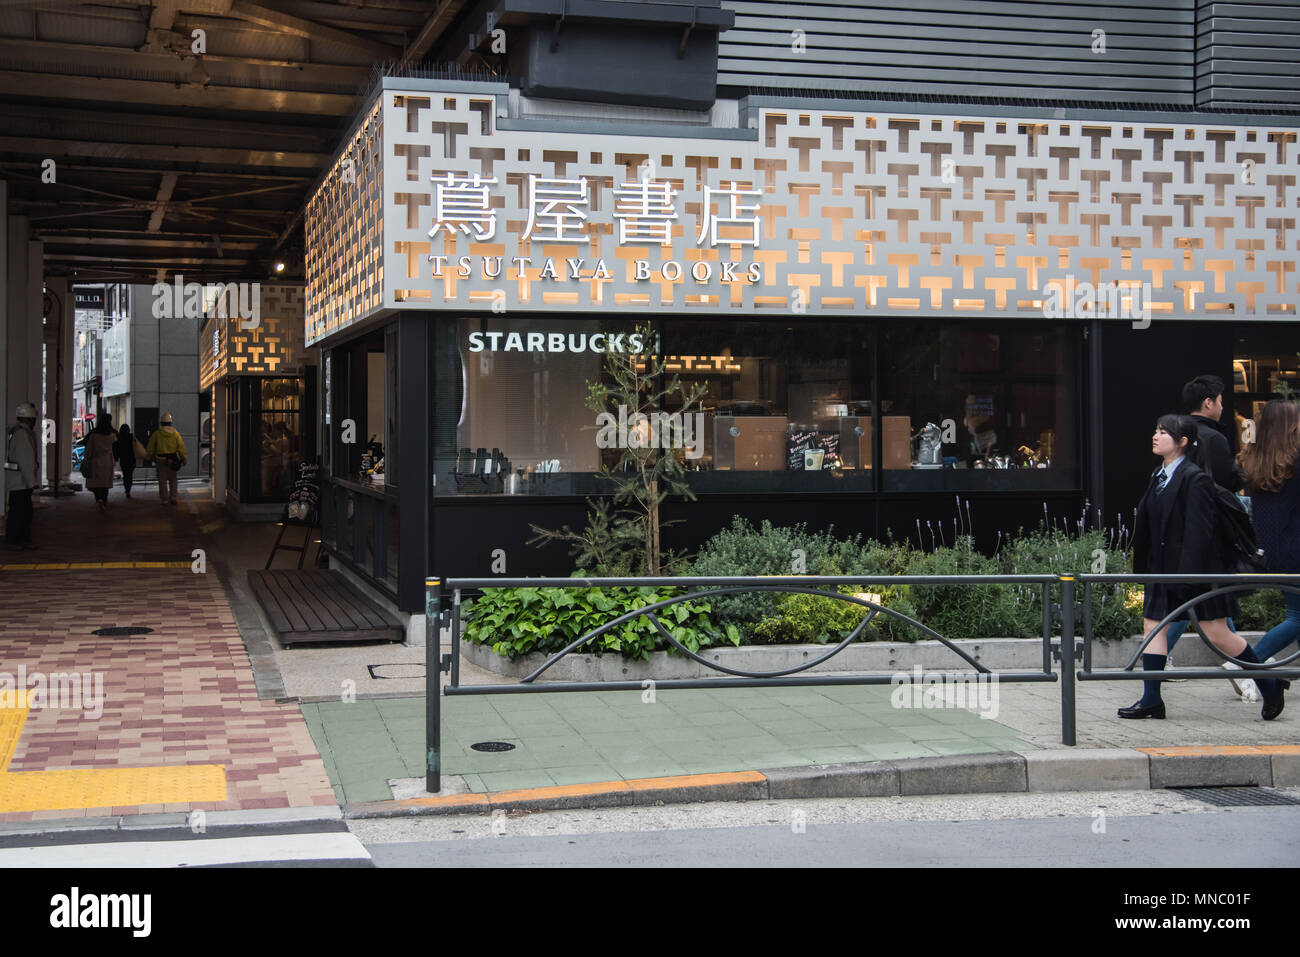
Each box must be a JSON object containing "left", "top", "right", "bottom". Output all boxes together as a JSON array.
[{"left": 459, "top": 633, "right": 1239, "bottom": 683}]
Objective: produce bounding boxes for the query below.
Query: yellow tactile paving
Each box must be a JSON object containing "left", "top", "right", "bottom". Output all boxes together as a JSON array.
[
  {"left": 0, "top": 765, "right": 227, "bottom": 813},
  {"left": 0, "top": 690, "right": 37, "bottom": 770},
  {"left": 0, "top": 561, "right": 190, "bottom": 571},
  {"left": 0, "top": 689, "right": 227, "bottom": 813}
]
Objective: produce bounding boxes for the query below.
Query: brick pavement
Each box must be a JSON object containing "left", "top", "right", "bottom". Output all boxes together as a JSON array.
[{"left": 0, "top": 484, "right": 336, "bottom": 821}]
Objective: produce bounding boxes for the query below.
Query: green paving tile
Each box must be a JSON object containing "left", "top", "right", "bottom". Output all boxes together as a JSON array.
[
  {"left": 459, "top": 773, "right": 486, "bottom": 793},
  {"left": 713, "top": 733, "right": 786, "bottom": 751},
  {"left": 925, "top": 740, "right": 1000, "bottom": 756},
  {"left": 614, "top": 762, "right": 688, "bottom": 779},
  {"left": 809, "top": 712, "right": 889, "bottom": 730},
  {"left": 641, "top": 727, "right": 712, "bottom": 743},
  {"left": 751, "top": 750, "right": 817, "bottom": 768},
  {"left": 781, "top": 745, "right": 873, "bottom": 764},
  {"left": 546, "top": 764, "right": 622, "bottom": 785},
  {"left": 685, "top": 711, "right": 754, "bottom": 727},
  {"left": 770, "top": 730, "right": 853, "bottom": 749},
  {"left": 338, "top": 778, "right": 396, "bottom": 804},
  {"left": 863, "top": 743, "right": 940, "bottom": 760},
  {"left": 892, "top": 725, "right": 974, "bottom": 741},
  {"left": 750, "top": 716, "right": 825, "bottom": 733},
  {"left": 656, "top": 692, "right": 730, "bottom": 712},
  {"left": 710, "top": 722, "right": 784, "bottom": 740},
  {"left": 478, "top": 769, "right": 557, "bottom": 791}
]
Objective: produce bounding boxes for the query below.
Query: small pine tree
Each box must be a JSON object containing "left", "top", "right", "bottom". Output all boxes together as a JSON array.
[{"left": 529, "top": 323, "right": 708, "bottom": 576}]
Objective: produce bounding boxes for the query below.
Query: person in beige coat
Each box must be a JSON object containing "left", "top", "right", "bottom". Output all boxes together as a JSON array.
[{"left": 86, "top": 413, "right": 118, "bottom": 511}]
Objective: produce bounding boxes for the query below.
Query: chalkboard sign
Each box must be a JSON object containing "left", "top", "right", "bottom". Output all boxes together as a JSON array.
[
  {"left": 787, "top": 428, "right": 842, "bottom": 470},
  {"left": 285, "top": 462, "right": 320, "bottom": 524}
]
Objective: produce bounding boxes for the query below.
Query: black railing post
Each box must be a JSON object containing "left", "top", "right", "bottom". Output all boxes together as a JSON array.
[
  {"left": 1060, "top": 574, "right": 1077, "bottom": 746},
  {"left": 425, "top": 576, "right": 442, "bottom": 793}
]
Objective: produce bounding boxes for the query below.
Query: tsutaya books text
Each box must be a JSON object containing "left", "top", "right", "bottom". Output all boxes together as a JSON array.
[{"left": 428, "top": 172, "right": 765, "bottom": 285}]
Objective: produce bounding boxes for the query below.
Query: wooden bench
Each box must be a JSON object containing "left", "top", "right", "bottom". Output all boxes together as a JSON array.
[{"left": 248, "top": 569, "right": 403, "bottom": 647}]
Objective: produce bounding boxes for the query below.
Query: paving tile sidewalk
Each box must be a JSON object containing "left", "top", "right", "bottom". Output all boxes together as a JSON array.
[
  {"left": 0, "top": 484, "right": 336, "bottom": 822},
  {"left": 306, "top": 672, "right": 1300, "bottom": 805},
  {"left": 305, "top": 685, "right": 1038, "bottom": 804}
]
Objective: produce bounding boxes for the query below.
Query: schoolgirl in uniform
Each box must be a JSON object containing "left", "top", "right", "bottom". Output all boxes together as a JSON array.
[{"left": 1121, "top": 414, "right": 1284, "bottom": 719}]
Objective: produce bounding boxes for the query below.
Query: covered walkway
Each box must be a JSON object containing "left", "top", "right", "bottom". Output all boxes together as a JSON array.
[{"left": 0, "top": 482, "right": 335, "bottom": 821}]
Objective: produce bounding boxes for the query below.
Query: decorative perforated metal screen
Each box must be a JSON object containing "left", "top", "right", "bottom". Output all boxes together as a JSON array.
[
  {"left": 200, "top": 284, "right": 307, "bottom": 390},
  {"left": 304, "top": 83, "right": 1300, "bottom": 345}
]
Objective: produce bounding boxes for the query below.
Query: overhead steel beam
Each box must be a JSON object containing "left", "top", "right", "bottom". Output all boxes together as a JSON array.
[
  {"left": 229, "top": 0, "right": 398, "bottom": 58},
  {"left": 0, "top": 70, "right": 358, "bottom": 114},
  {"left": 146, "top": 172, "right": 178, "bottom": 231},
  {"left": 0, "top": 37, "right": 372, "bottom": 83},
  {"left": 0, "top": 134, "right": 327, "bottom": 168},
  {"left": 399, "top": 0, "right": 465, "bottom": 66}
]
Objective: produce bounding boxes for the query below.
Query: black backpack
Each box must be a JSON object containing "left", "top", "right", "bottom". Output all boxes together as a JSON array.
[{"left": 1213, "top": 485, "right": 1267, "bottom": 593}]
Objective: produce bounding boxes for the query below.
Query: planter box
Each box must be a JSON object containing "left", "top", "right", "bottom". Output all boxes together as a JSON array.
[{"left": 458, "top": 633, "right": 1244, "bottom": 683}]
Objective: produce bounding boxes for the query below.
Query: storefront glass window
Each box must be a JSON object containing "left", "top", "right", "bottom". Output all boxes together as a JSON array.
[
  {"left": 1234, "top": 331, "right": 1300, "bottom": 448},
  {"left": 878, "top": 323, "right": 1080, "bottom": 491},
  {"left": 435, "top": 317, "right": 1079, "bottom": 496},
  {"left": 437, "top": 317, "right": 874, "bottom": 495}
]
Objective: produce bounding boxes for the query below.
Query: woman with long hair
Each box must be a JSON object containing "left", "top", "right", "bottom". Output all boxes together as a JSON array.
[
  {"left": 1238, "top": 399, "right": 1300, "bottom": 720},
  {"left": 1121, "top": 414, "right": 1284, "bottom": 719}
]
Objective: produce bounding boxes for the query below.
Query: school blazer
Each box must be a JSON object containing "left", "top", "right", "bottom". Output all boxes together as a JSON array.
[{"left": 1131, "top": 459, "right": 1220, "bottom": 576}]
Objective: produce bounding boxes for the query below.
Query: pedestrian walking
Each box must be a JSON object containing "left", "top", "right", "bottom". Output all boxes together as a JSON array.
[
  {"left": 85, "top": 413, "right": 118, "bottom": 511},
  {"left": 4, "top": 402, "right": 39, "bottom": 551},
  {"left": 1119, "top": 414, "right": 1283, "bottom": 720},
  {"left": 115, "top": 423, "right": 140, "bottom": 499},
  {"left": 1164, "top": 374, "right": 1247, "bottom": 694},
  {"left": 145, "top": 413, "right": 186, "bottom": 505},
  {"left": 1236, "top": 399, "right": 1300, "bottom": 720}
]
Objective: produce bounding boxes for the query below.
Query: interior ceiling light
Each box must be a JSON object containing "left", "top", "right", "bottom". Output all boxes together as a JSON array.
[{"left": 274, "top": 261, "right": 285, "bottom": 273}]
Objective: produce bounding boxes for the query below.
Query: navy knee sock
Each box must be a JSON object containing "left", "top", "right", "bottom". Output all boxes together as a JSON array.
[
  {"left": 1139, "top": 653, "right": 1167, "bottom": 706},
  {"left": 1236, "top": 645, "right": 1276, "bottom": 698}
]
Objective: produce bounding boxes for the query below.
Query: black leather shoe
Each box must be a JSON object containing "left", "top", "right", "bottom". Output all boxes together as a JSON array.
[
  {"left": 1262, "top": 680, "right": 1289, "bottom": 722},
  {"left": 1118, "top": 700, "right": 1166, "bottom": 719}
]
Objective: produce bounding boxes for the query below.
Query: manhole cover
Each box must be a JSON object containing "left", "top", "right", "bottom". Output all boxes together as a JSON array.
[
  {"left": 1170, "top": 786, "right": 1300, "bottom": 807},
  {"left": 470, "top": 741, "right": 516, "bottom": 752},
  {"left": 91, "top": 626, "right": 154, "bottom": 637}
]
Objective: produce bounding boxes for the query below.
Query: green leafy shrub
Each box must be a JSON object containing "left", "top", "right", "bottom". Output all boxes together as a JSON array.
[
  {"left": 1001, "top": 526, "right": 1141, "bottom": 641},
  {"left": 691, "top": 518, "right": 865, "bottom": 627},
  {"left": 903, "top": 537, "right": 1027, "bottom": 639},
  {"left": 462, "top": 581, "right": 740, "bottom": 661},
  {"left": 1237, "top": 589, "right": 1287, "bottom": 632}
]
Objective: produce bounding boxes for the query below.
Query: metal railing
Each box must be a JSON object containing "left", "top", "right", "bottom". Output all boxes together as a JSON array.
[
  {"left": 423, "top": 573, "right": 1060, "bottom": 793},
  {"left": 1074, "top": 573, "right": 1300, "bottom": 684},
  {"left": 421, "top": 572, "right": 1300, "bottom": 794}
]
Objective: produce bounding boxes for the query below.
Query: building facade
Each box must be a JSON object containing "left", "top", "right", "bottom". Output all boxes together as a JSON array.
[{"left": 302, "top": 3, "right": 1300, "bottom": 616}]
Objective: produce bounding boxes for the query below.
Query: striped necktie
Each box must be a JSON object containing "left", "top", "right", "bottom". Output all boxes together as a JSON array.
[{"left": 1155, "top": 469, "right": 1169, "bottom": 495}]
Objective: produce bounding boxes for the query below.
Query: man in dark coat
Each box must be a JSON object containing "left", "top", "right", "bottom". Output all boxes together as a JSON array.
[{"left": 1182, "top": 374, "right": 1243, "bottom": 493}]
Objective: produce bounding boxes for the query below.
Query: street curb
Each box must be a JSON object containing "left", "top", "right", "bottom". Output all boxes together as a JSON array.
[
  {"left": 342, "top": 746, "right": 1300, "bottom": 819},
  {"left": 0, "top": 805, "right": 344, "bottom": 838}
]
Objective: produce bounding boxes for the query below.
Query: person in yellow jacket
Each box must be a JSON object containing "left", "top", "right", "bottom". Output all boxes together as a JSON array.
[{"left": 144, "top": 413, "right": 187, "bottom": 505}]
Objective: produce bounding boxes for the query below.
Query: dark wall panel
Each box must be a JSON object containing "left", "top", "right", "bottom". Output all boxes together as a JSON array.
[
  {"left": 719, "top": 0, "right": 1196, "bottom": 104},
  {"left": 1197, "top": 2, "right": 1300, "bottom": 107},
  {"left": 1099, "top": 321, "right": 1235, "bottom": 537}
]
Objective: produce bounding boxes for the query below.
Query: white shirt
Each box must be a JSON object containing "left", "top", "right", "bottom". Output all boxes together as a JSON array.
[{"left": 1157, "top": 455, "right": 1185, "bottom": 490}]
